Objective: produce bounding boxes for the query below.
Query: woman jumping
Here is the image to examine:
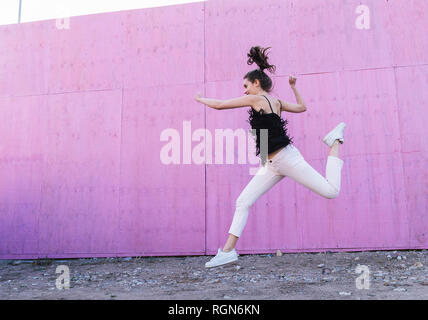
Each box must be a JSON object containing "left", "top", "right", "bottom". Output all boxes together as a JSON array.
[{"left": 195, "top": 46, "right": 346, "bottom": 268}]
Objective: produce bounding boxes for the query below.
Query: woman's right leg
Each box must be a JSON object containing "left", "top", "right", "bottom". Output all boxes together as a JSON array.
[
  {"left": 329, "top": 139, "right": 341, "bottom": 158},
  {"left": 225, "top": 164, "right": 285, "bottom": 249},
  {"left": 278, "top": 143, "right": 344, "bottom": 199}
]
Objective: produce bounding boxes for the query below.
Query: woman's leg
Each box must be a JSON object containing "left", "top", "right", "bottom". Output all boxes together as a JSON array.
[
  {"left": 329, "top": 139, "right": 341, "bottom": 158},
  {"left": 278, "top": 141, "right": 344, "bottom": 199},
  {"left": 224, "top": 164, "right": 285, "bottom": 251},
  {"left": 223, "top": 234, "right": 239, "bottom": 252}
]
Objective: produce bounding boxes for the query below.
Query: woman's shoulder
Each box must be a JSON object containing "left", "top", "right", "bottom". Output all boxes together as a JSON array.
[{"left": 257, "top": 94, "right": 282, "bottom": 113}]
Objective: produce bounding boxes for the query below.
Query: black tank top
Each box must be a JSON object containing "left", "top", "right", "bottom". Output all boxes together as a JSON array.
[{"left": 247, "top": 95, "right": 294, "bottom": 165}]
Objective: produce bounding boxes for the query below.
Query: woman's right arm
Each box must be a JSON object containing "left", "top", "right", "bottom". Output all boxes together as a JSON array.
[
  {"left": 291, "top": 86, "right": 306, "bottom": 109},
  {"left": 279, "top": 98, "right": 307, "bottom": 113},
  {"left": 280, "top": 76, "right": 307, "bottom": 113}
]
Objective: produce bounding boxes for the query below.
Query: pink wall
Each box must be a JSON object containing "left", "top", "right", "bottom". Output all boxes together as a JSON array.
[{"left": 0, "top": 0, "right": 427, "bottom": 259}]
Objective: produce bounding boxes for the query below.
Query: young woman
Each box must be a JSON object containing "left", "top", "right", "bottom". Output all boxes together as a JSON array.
[{"left": 195, "top": 46, "right": 346, "bottom": 268}]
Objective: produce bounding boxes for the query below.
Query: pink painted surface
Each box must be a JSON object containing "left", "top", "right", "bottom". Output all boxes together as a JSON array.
[{"left": 0, "top": 0, "right": 427, "bottom": 259}]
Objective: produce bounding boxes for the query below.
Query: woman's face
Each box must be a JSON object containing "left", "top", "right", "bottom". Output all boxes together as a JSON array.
[{"left": 243, "top": 78, "right": 260, "bottom": 95}]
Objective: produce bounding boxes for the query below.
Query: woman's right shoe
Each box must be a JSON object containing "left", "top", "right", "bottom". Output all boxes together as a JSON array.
[
  {"left": 205, "top": 248, "right": 239, "bottom": 268},
  {"left": 323, "top": 122, "right": 346, "bottom": 147}
]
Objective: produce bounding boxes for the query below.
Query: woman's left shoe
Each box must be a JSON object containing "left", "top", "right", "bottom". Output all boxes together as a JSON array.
[
  {"left": 323, "top": 122, "right": 346, "bottom": 147},
  {"left": 205, "top": 248, "right": 238, "bottom": 268}
]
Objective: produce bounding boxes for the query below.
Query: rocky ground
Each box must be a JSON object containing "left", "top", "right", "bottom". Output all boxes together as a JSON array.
[{"left": 0, "top": 250, "right": 426, "bottom": 300}]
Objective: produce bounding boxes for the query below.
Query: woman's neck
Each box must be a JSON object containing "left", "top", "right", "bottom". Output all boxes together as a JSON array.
[{"left": 256, "top": 91, "right": 268, "bottom": 96}]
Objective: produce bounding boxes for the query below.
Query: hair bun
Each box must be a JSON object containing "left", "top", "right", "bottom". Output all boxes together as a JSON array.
[{"left": 247, "top": 46, "right": 276, "bottom": 73}]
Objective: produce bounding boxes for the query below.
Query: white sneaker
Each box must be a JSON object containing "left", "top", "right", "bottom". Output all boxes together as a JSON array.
[
  {"left": 323, "top": 122, "right": 346, "bottom": 147},
  {"left": 205, "top": 248, "right": 239, "bottom": 268}
]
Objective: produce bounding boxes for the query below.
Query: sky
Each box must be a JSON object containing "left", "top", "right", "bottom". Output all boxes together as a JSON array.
[{"left": 0, "top": 0, "right": 206, "bottom": 26}]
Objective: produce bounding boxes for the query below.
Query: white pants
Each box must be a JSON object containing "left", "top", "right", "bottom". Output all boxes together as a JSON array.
[{"left": 229, "top": 144, "right": 344, "bottom": 238}]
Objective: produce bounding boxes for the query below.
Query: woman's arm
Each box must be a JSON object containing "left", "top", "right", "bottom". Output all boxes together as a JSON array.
[
  {"left": 291, "top": 86, "right": 306, "bottom": 108},
  {"left": 280, "top": 76, "right": 307, "bottom": 113},
  {"left": 279, "top": 98, "right": 307, "bottom": 113},
  {"left": 195, "top": 93, "right": 257, "bottom": 110},
  {"left": 195, "top": 95, "right": 223, "bottom": 109}
]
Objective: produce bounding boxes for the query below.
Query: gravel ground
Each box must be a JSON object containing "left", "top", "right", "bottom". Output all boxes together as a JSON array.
[{"left": 0, "top": 250, "right": 427, "bottom": 300}]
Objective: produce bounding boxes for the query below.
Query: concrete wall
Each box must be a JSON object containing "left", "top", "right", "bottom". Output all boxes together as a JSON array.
[{"left": 0, "top": 0, "right": 427, "bottom": 259}]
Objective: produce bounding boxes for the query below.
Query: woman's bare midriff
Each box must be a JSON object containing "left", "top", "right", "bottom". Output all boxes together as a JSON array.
[{"left": 267, "top": 146, "right": 285, "bottom": 160}]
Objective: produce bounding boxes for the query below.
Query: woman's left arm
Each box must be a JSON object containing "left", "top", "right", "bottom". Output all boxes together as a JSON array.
[
  {"left": 194, "top": 94, "right": 223, "bottom": 109},
  {"left": 195, "top": 93, "right": 256, "bottom": 110}
]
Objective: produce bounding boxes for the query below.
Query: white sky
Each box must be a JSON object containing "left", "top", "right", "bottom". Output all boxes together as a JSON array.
[{"left": 0, "top": 0, "right": 206, "bottom": 26}]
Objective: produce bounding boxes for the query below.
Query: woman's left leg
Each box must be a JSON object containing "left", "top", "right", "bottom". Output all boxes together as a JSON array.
[{"left": 227, "top": 164, "right": 285, "bottom": 239}]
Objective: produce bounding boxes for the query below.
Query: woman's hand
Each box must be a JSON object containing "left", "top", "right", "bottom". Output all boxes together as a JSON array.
[
  {"left": 194, "top": 94, "right": 224, "bottom": 110},
  {"left": 289, "top": 75, "right": 297, "bottom": 87},
  {"left": 194, "top": 92, "right": 202, "bottom": 102}
]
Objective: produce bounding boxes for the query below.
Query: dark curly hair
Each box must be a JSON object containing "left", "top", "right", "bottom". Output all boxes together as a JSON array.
[{"left": 243, "top": 46, "right": 276, "bottom": 92}]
